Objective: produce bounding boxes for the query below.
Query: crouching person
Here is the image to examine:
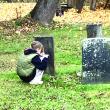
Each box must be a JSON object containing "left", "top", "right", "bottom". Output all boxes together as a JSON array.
[{"left": 17, "top": 41, "right": 49, "bottom": 85}]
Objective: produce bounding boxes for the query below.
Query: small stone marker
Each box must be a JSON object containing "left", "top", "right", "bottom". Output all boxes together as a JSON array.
[
  {"left": 35, "top": 36, "right": 55, "bottom": 75},
  {"left": 82, "top": 23, "right": 110, "bottom": 83}
]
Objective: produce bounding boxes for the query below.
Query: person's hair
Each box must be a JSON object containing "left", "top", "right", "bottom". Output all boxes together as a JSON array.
[{"left": 31, "top": 41, "right": 44, "bottom": 52}]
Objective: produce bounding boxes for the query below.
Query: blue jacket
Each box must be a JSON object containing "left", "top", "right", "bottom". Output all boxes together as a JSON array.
[{"left": 24, "top": 48, "right": 48, "bottom": 70}]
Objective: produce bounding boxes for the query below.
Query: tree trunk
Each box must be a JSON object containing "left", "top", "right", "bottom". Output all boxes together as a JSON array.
[
  {"left": 90, "top": 0, "right": 97, "bottom": 11},
  {"left": 104, "top": 0, "right": 109, "bottom": 9},
  {"left": 6, "top": 0, "right": 12, "bottom": 2},
  {"left": 67, "top": 0, "right": 76, "bottom": 8},
  {"left": 76, "top": 0, "right": 85, "bottom": 13},
  {"left": 31, "top": 0, "right": 59, "bottom": 26}
]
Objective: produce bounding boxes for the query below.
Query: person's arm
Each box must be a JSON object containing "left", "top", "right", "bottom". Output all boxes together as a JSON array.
[{"left": 31, "top": 55, "right": 48, "bottom": 70}]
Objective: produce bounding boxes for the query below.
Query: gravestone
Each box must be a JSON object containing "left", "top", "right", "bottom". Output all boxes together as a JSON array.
[
  {"left": 82, "top": 24, "right": 110, "bottom": 83},
  {"left": 35, "top": 36, "right": 55, "bottom": 76},
  {"left": 86, "top": 23, "right": 103, "bottom": 38}
]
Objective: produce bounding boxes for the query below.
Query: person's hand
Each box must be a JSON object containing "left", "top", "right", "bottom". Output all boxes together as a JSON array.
[
  {"left": 41, "top": 52, "right": 49, "bottom": 58},
  {"left": 43, "top": 54, "right": 49, "bottom": 58}
]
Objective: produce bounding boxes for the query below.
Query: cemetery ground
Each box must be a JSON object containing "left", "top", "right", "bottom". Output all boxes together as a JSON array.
[
  {"left": 1, "top": 23, "right": 110, "bottom": 110},
  {"left": 0, "top": 4, "right": 110, "bottom": 110}
]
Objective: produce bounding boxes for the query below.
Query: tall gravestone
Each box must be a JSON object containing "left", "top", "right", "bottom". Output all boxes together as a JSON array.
[
  {"left": 35, "top": 36, "right": 55, "bottom": 76},
  {"left": 82, "top": 23, "right": 110, "bottom": 83}
]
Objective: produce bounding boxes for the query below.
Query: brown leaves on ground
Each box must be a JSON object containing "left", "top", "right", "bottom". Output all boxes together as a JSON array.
[
  {"left": 54, "top": 7, "right": 110, "bottom": 26},
  {"left": 0, "top": 3, "right": 110, "bottom": 35},
  {"left": 0, "top": 3, "right": 35, "bottom": 21},
  {"left": 0, "top": 3, "right": 36, "bottom": 35}
]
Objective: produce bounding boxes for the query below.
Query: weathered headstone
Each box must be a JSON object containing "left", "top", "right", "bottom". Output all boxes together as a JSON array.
[
  {"left": 35, "top": 36, "right": 55, "bottom": 76},
  {"left": 86, "top": 23, "right": 103, "bottom": 38},
  {"left": 82, "top": 24, "right": 110, "bottom": 83}
]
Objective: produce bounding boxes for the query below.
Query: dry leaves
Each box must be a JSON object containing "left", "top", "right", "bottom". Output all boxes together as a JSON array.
[
  {"left": 54, "top": 7, "right": 110, "bottom": 26},
  {"left": 0, "top": 3, "right": 35, "bottom": 21},
  {"left": 0, "top": 3, "right": 110, "bottom": 26}
]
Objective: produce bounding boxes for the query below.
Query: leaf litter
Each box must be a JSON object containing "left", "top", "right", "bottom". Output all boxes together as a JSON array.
[{"left": 0, "top": 3, "right": 110, "bottom": 35}]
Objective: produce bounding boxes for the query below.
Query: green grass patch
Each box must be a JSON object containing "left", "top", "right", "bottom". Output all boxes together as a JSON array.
[
  {"left": 1, "top": 71, "right": 110, "bottom": 110},
  {"left": 0, "top": 24, "right": 110, "bottom": 109}
]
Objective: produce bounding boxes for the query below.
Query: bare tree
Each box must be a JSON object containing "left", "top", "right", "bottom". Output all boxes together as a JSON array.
[
  {"left": 76, "top": 0, "right": 85, "bottom": 13},
  {"left": 31, "top": 0, "right": 59, "bottom": 26},
  {"left": 104, "top": 0, "right": 110, "bottom": 9},
  {"left": 67, "top": 0, "right": 76, "bottom": 8},
  {"left": 90, "top": 0, "right": 97, "bottom": 11},
  {"left": 6, "top": 0, "right": 12, "bottom": 2}
]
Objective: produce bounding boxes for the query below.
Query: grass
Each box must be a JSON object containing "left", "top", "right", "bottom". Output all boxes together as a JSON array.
[{"left": 0, "top": 23, "right": 110, "bottom": 110}]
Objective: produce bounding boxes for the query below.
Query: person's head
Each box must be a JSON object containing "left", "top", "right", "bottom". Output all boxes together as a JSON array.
[{"left": 31, "top": 41, "right": 44, "bottom": 54}]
